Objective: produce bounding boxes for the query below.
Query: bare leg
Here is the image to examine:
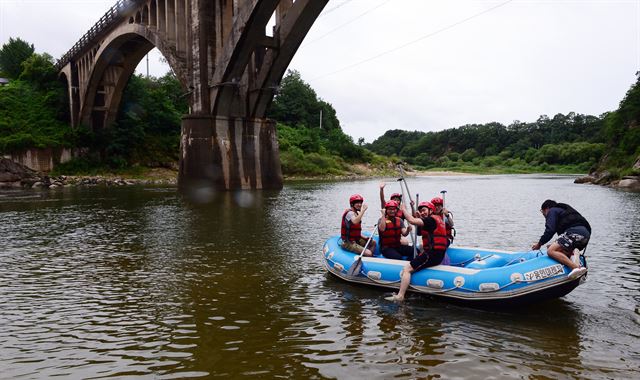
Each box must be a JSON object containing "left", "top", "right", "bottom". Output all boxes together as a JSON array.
[
  {"left": 386, "top": 263, "right": 413, "bottom": 302},
  {"left": 547, "top": 242, "right": 587, "bottom": 279},
  {"left": 547, "top": 242, "right": 577, "bottom": 270}
]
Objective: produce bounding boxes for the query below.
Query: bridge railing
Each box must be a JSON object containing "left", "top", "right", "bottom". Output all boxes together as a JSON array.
[{"left": 56, "top": 0, "right": 144, "bottom": 69}]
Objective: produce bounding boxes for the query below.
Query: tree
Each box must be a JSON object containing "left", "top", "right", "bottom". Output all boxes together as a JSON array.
[
  {"left": 0, "top": 37, "right": 35, "bottom": 78},
  {"left": 19, "top": 53, "right": 58, "bottom": 89},
  {"left": 269, "top": 70, "right": 318, "bottom": 128}
]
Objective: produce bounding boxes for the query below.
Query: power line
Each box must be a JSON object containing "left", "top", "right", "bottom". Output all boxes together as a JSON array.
[
  {"left": 318, "top": 0, "right": 356, "bottom": 19},
  {"left": 310, "top": 0, "right": 515, "bottom": 82},
  {"left": 302, "top": 0, "right": 392, "bottom": 49}
]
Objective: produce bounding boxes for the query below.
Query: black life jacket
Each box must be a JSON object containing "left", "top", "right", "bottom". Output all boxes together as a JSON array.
[
  {"left": 555, "top": 203, "right": 592, "bottom": 234},
  {"left": 379, "top": 216, "right": 402, "bottom": 248}
]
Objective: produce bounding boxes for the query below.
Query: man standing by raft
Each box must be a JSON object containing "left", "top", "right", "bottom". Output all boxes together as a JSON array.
[{"left": 532, "top": 199, "right": 591, "bottom": 280}]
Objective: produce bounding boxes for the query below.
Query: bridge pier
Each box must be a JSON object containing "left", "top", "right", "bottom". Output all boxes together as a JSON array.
[{"left": 178, "top": 115, "right": 283, "bottom": 191}]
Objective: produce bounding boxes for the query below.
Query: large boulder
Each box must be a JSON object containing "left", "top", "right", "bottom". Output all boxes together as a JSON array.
[
  {"left": 574, "top": 175, "right": 596, "bottom": 184},
  {"left": 617, "top": 176, "right": 640, "bottom": 190},
  {"left": 0, "top": 158, "right": 39, "bottom": 188}
]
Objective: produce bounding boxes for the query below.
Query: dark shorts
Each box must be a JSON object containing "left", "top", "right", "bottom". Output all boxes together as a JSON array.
[
  {"left": 410, "top": 249, "right": 445, "bottom": 271},
  {"left": 556, "top": 233, "right": 589, "bottom": 252},
  {"left": 381, "top": 245, "right": 415, "bottom": 260},
  {"left": 556, "top": 225, "right": 590, "bottom": 252}
]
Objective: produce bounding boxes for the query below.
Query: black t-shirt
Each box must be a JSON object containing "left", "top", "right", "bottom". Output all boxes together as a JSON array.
[{"left": 417, "top": 216, "right": 436, "bottom": 234}]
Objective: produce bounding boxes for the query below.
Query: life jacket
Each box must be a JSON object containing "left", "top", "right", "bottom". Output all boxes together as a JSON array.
[
  {"left": 341, "top": 208, "right": 362, "bottom": 242},
  {"left": 555, "top": 203, "right": 592, "bottom": 234},
  {"left": 379, "top": 216, "right": 402, "bottom": 248},
  {"left": 397, "top": 208, "right": 405, "bottom": 220},
  {"left": 420, "top": 214, "right": 448, "bottom": 252}
]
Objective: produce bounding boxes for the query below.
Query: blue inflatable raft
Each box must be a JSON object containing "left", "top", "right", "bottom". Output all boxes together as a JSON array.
[{"left": 322, "top": 235, "right": 588, "bottom": 306}]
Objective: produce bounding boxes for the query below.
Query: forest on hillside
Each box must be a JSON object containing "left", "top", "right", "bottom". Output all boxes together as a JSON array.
[{"left": 365, "top": 73, "right": 639, "bottom": 177}]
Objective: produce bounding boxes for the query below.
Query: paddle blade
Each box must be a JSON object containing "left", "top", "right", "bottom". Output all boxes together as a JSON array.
[{"left": 347, "top": 257, "right": 363, "bottom": 276}]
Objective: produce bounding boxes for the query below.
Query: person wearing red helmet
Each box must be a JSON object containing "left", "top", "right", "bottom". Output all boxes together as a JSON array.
[
  {"left": 340, "top": 194, "right": 376, "bottom": 256},
  {"left": 385, "top": 200, "right": 447, "bottom": 302},
  {"left": 377, "top": 200, "right": 413, "bottom": 260},
  {"left": 431, "top": 196, "right": 455, "bottom": 246},
  {"left": 379, "top": 182, "right": 405, "bottom": 220}
]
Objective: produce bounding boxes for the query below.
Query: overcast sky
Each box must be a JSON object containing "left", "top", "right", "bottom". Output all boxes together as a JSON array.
[{"left": 1, "top": 0, "right": 638, "bottom": 142}]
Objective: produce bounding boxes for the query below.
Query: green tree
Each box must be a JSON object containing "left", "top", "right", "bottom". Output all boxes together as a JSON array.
[
  {"left": 19, "top": 53, "right": 59, "bottom": 89},
  {"left": 0, "top": 80, "right": 74, "bottom": 153},
  {"left": 0, "top": 37, "right": 35, "bottom": 78},
  {"left": 107, "top": 73, "right": 187, "bottom": 166},
  {"left": 268, "top": 70, "right": 372, "bottom": 166}
]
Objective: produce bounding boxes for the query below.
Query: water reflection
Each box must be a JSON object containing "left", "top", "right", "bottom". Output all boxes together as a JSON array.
[{"left": 1, "top": 176, "right": 639, "bottom": 378}]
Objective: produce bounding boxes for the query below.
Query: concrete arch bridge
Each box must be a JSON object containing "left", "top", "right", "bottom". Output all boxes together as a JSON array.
[{"left": 57, "top": 0, "right": 329, "bottom": 190}]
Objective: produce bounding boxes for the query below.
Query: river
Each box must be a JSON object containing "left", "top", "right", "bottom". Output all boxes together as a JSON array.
[{"left": 0, "top": 175, "right": 638, "bottom": 379}]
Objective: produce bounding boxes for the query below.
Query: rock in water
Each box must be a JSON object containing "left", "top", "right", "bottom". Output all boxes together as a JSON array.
[{"left": 0, "top": 158, "right": 39, "bottom": 188}]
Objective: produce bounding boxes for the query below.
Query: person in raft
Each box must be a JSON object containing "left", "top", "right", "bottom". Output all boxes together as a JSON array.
[
  {"left": 430, "top": 196, "right": 455, "bottom": 246},
  {"left": 378, "top": 200, "right": 413, "bottom": 260},
  {"left": 379, "top": 182, "right": 405, "bottom": 220},
  {"left": 531, "top": 199, "right": 591, "bottom": 280},
  {"left": 385, "top": 201, "right": 448, "bottom": 302},
  {"left": 340, "top": 194, "right": 376, "bottom": 257}
]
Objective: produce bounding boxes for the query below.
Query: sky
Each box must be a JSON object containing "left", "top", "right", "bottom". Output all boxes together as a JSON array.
[{"left": 1, "top": 0, "right": 639, "bottom": 142}]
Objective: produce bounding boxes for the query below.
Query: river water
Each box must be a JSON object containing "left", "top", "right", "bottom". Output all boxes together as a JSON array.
[{"left": 0, "top": 175, "right": 638, "bottom": 379}]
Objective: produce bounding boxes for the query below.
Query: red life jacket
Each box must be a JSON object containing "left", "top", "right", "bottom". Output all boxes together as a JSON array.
[
  {"left": 421, "top": 214, "right": 448, "bottom": 252},
  {"left": 341, "top": 209, "right": 362, "bottom": 242},
  {"left": 379, "top": 216, "right": 402, "bottom": 248},
  {"left": 397, "top": 209, "right": 404, "bottom": 220},
  {"left": 436, "top": 211, "right": 454, "bottom": 244}
]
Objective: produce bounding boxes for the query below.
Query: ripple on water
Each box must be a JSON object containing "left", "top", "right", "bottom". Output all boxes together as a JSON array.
[{"left": 1, "top": 180, "right": 640, "bottom": 378}]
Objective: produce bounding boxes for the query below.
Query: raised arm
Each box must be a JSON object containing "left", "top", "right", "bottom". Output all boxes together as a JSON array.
[
  {"left": 378, "top": 209, "right": 387, "bottom": 232},
  {"left": 379, "top": 182, "right": 386, "bottom": 209},
  {"left": 401, "top": 204, "right": 424, "bottom": 227},
  {"left": 352, "top": 204, "right": 368, "bottom": 225}
]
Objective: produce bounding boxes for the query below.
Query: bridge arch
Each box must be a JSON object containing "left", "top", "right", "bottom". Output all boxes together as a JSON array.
[
  {"left": 79, "top": 22, "right": 187, "bottom": 129},
  {"left": 58, "top": 0, "right": 329, "bottom": 190}
]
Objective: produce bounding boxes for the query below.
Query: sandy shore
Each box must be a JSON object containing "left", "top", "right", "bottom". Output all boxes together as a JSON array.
[{"left": 408, "top": 170, "right": 474, "bottom": 177}]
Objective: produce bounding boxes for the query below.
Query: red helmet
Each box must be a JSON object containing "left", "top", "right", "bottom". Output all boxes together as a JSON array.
[
  {"left": 349, "top": 194, "right": 364, "bottom": 205},
  {"left": 418, "top": 201, "right": 435, "bottom": 211},
  {"left": 385, "top": 200, "right": 398, "bottom": 209},
  {"left": 390, "top": 193, "right": 402, "bottom": 200},
  {"left": 430, "top": 197, "right": 443, "bottom": 206}
]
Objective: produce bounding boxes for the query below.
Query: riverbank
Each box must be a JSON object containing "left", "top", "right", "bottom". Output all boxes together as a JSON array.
[
  {"left": 3, "top": 157, "right": 638, "bottom": 191},
  {"left": 0, "top": 159, "right": 178, "bottom": 189}
]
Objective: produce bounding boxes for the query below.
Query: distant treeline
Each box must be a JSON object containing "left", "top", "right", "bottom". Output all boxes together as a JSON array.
[
  {"left": 366, "top": 73, "right": 640, "bottom": 177},
  {"left": 366, "top": 114, "right": 605, "bottom": 173}
]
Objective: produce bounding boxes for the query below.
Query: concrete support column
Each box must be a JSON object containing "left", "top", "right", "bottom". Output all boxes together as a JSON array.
[{"left": 179, "top": 115, "right": 283, "bottom": 191}]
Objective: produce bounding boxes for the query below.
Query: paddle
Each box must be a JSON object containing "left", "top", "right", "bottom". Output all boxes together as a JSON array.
[
  {"left": 397, "top": 164, "right": 418, "bottom": 257},
  {"left": 414, "top": 193, "right": 420, "bottom": 256},
  {"left": 440, "top": 190, "right": 447, "bottom": 209},
  {"left": 346, "top": 225, "right": 378, "bottom": 277}
]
